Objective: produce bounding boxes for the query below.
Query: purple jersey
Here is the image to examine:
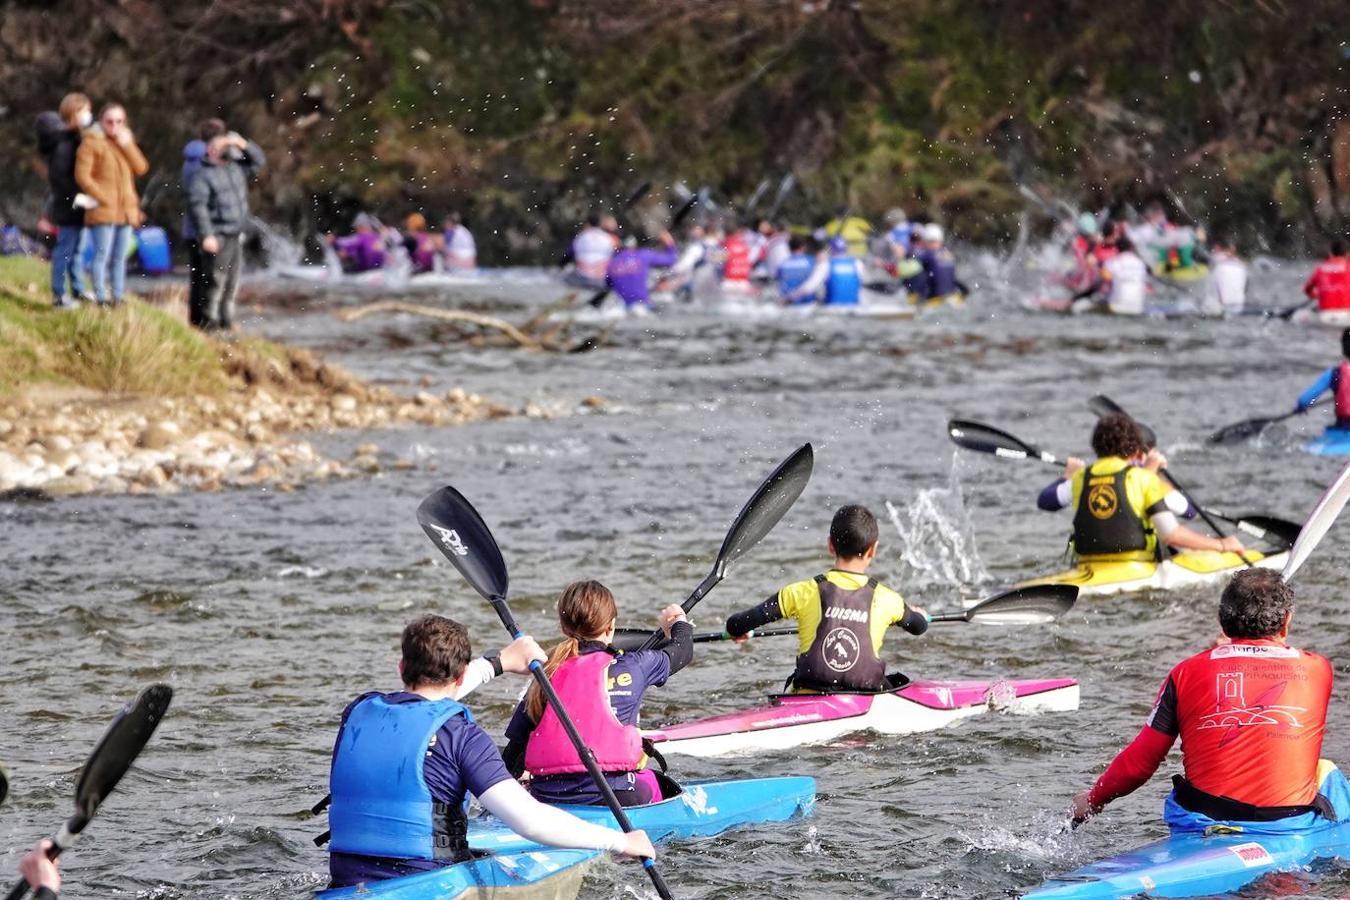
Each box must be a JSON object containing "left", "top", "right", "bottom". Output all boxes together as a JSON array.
[
  {"left": 335, "top": 232, "right": 386, "bottom": 273},
  {"left": 505, "top": 644, "right": 671, "bottom": 804},
  {"left": 329, "top": 691, "right": 511, "bottom": 886},
  {"left": 606, "top": 245, "right": 678, "bottom": 305}
]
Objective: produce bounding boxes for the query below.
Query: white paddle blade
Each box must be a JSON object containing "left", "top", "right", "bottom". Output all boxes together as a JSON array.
[{"left": 1283, "top": 461, "right": 1350, "bottom": 582}]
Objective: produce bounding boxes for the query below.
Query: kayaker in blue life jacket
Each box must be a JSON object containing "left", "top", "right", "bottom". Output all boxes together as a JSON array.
[
  {"left": 503, "top": 581, "right": 692, "bottom": 806},
  {"left": 1036, "top": 414, "right": 1240, "bottom": 561},
  {"left": 775, "top": 233, "right": 817, "bottom": 303},
  {"left": 785, "top": 237, "right": 865, "bottom": 305},
  {"left": 18, "top": 840, "right": 60, "bottom": 899},
  {"left": 1068, "top": 569, "right": 1350, "bottom": 834},
  {"left": 1294, "top": 328, "right": 1350, "bottom": 430},
  {"left": 724, "top": 505, "right": 929, "bottom": 693},
  {"left": 326, "top": 614, "right": 653, "bottom": 888}
]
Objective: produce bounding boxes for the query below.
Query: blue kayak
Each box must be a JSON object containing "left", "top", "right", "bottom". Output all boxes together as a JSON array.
[
  {"left": 1306, "top": 426, "right": 1350, "bottom": 456},
  {"left": 315, "top": 848, "right": 598, "bottom": 899},
  {"left": 1024, "top": 825, "right": 1350, "bottom": 898},
  {"left": 468, "top": 776, "right": 816, "bottom": 854}
]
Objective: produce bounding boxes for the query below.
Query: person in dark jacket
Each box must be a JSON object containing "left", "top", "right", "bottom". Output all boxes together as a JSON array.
[
  {"left": 35, "top": 93, "right": 92, "bottom": 307},
  {"left": 186, "top": 131, "right": 264, "bottom": 330},
  {"left": 182, "top": 118, "right": 226, "bottom": 327}
]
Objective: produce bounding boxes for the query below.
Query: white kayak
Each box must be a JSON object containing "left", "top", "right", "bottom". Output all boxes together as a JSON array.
[{"left": 644, "top": 676, "right": 1079, "bottom": 758}]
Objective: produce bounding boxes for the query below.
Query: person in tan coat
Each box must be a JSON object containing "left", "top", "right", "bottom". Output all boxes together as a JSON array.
[{"left": 75, "top": 103, "right": 149, "bottom": 305}]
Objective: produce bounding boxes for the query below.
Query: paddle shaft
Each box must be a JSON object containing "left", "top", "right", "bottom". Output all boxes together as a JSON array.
[
  {"left": 1157, "top": 467, "right": 1251, "bottom": 566},
  {"left": 4, "top": 819, "right": 82, "bottom": 900},
  {"left": 637, "top": 570, "right": 720, "bottom": 652},
  {"left": 485, "top": 598, "right": 672, "bottom": 900}
]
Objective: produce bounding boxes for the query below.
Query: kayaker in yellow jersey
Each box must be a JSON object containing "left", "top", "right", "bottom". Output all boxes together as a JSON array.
[
  {"left": 817, "top": 207, "right": 872, "bottom": 258},
  {"left": 724, "top": 505, "right": 928, "bottom": 693},
  {"left": 1036, "top": 413, "right": 1244, "bottom": 559}
]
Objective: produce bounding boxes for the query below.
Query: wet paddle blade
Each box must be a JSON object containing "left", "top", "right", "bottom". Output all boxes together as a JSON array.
[
  {"left": 947, "top": 420, "right": 1058, "bottom": 465},
  {"left": 623, "top": 181, "right": 652, "bottom": 209},
  {"left": 934, "top": 585, "right": 1078, "bottom": 625},
  {"left": 72, "top": 683, "right": 173, "bottom": 825},
  {"left": 0, "top": 765, "right": 7, "bottom": 808},
  {"left": 1208, "top": 416, "right": 1280, "bottom": 446},
  {"left": 417, "top": 487, "right": 510, "bottom": 602},
  {"left": 1206, "top": 511, "right": 1302, "bottom": 550},
  {"left": 1087, "top": 395, "right": 1157, "bottom": 448},
  {"left": 1283, "top": 461, "right": 1350, "bottom": 582},
  {"left": 670, "top": 195, "right": 699, "bottom": 229},
  {"left": 712, "top": 443, "right": 814, "bottom": 578}
]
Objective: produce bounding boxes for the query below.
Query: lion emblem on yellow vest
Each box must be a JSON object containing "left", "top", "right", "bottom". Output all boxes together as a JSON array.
[{"left": 1087, "top": 483, "right": 1118, "bottom": 519}]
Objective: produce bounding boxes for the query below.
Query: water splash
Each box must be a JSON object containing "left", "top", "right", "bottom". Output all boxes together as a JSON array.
[
  {"left": 885, "top": 461, "right": 990, "bottom": 589},
  {"left": 248, "top": 216, "right": 304, "bottom": 269}
]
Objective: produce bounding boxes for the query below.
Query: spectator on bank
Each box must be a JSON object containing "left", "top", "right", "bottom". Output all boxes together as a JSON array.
[
  {"left": 35, "top": 93, "right": 93, "bottom": 308},
  {"left": 186, "top": 131, "right": 265, "bottom": 331},
  {"left": 183, "top": 117, "right": 227, "bottom": 327},
  {"left": 75, "top": 103, "right": 149, "bottom": 307}
]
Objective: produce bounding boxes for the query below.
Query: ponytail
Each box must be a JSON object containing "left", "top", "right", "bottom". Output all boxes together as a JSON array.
[{"left": 524, "top": 579, "right": 618, "bottom": 723}]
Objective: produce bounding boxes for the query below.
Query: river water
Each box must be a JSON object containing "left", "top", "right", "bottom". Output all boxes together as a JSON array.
[{"left": 5, "top": 255, "right": 1350, "bottom": 899}]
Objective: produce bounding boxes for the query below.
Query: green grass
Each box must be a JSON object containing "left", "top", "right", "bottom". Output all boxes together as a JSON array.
[{"left": 0, "top": 256, "right": 225, "bottom": 398}]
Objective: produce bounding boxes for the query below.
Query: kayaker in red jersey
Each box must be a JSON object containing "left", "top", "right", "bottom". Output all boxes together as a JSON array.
[
  {"left": 1070, "top": 568, "right": 1350, "bottom": 832},
  {"left": 1294, "top": 328, "right": 1350, "bottom": 428},
  {"left": 1304, "top": 241, "right": 1350, "bottom": 312},
  {"left": 325, "top": 614, "right": 653, "bottom": 888},
  {"left": 503, "top": 581, "right": 693, "bottom": 807},
  {"left": 724, "top": 505, "right": 928, "bottom": 693}
]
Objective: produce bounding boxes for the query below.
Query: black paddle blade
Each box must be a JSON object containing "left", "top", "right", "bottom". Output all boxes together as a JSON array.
[
  {"left": 74, "top": 683, "right": 173, "bottom": 825},
  {"left": 417, "top": 487, "right": 509, "bottom": 602},
  {"left": 670, "top": 195, "right": 700, "bottom": 229},
  {"left": 1233, "top": 515, "right": 1301, "bottom": 549},
  {"left": 0, "top": 764, "right": 7, "bottom": 808},
  {"left": 713, "top": 443, "right": 814, "bottom": 578},
  {"left": 947, "top": 419, "right": 1052, "bottom": 463},
  {"left": 1088, "top": 395, "right": 1158, "bottom": 448},
  {"left": 623, "top": 181, "right": 652, "bottom": 209},
  {"left": 959, "top": 584, "right": 1078, "bottom": 625},
  {"left": 1208, "top": 417, "right": 1278, "bottom": 446}
]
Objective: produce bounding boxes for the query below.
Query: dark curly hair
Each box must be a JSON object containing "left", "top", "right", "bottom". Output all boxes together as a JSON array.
[
  {"left": 1091, "top": 413, "right": 1146, "bottom": 459},
  {"left": 1219, "top": 569, "right": 1294, "bottom": 640}
]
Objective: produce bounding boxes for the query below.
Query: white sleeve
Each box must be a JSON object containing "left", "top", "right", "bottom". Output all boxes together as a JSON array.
[
  {"left": 1055, "top": 480, "right": 1073, "bottom": 508},
  {"left": 796, "top": 259, "right": 829, "bottom": 296},
  {"left": 478, "top": 779, "right": 627, "bottom": 852},
  {"left": 1163, "top": 490, "right": 1189, "bottom": 517},
  {"left": 451, "top": 658, "right": 496, "bottom": 701},
  {"left": 1150, "top": 510, "right": 1179, "bottom": 539}
]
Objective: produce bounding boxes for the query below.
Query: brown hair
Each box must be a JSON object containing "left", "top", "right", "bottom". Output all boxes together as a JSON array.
[
  {"left": 99, "top": 103, "right": 126, "bottom": 122},
  {"left": 58, "top": 93, "right": 91, "bottom": 126},
  {"left": 1219, "top": 568, "right": 1294, "bottom": 640},
  {"left": 400, "top": 614, "right": 472, "bottom": 687},
  {"left": 1091, "top": 413, "right": 1146, "bottom": 459},
  {"left": 197, "top": 118, "right": 227, "bottom": 141},
  {"left": 525, "top": 580, "right": 618, "bottom": 721}
]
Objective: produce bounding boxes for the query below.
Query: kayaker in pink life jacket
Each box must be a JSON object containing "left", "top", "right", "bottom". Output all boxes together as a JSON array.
[
  {"left": 723, "top": 505, "right": 929, "bottom": 693},
  {"left": 503, "top": 581, "right": 693, "bottom": 807},
  {"left": 1294, "top": 328, "right": 1350, "bottom": 429}
]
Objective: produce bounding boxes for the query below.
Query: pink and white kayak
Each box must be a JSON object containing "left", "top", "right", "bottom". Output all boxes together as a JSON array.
[{"left": 643, "top": 677, "right": 1079, "bottom": 758}]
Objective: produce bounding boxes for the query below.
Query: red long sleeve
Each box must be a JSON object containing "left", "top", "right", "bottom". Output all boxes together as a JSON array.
[{"left": 1087, "top": 724, "right": 1176, "bottom": 809}]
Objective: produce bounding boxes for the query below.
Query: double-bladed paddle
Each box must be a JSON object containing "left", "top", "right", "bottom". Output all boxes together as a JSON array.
[
  {"left": 611, "top": 584, "right": 1078, "bottom": 651},
  {"left": 1282, "top": 460, "right": 1350, "bottom": 582},
  {"left": 946, "top": 419, "right": 1299, "bottom": 552},
  {"left": 5, "top": 684, "right": 173, "bottom": 900},
  {"left": 416, "top": 487, "right": 672, "bottom": 900},
  {"left": 1087, "top": 395, "right": 1250, "bottom": 567},
  {"left": 632, "top": 443, "right": 814, "bottom": 653}
]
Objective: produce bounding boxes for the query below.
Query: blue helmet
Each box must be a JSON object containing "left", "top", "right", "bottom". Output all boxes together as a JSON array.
[{"left": 829, "top": 236, "right": 848, "bottom": 254}]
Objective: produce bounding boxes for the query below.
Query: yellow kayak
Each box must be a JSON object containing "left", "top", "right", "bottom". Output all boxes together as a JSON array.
[
  {"left": 1013, "top": 549, "right": 1288, "bottom": 598},
  {"left": 1152, "top": 263, "right": 1209, "bottom": 283}
]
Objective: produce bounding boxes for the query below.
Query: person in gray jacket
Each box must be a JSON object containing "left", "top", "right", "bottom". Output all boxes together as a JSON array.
[{"left": 186, "top": 131, "right": 264, "bottom": 331}]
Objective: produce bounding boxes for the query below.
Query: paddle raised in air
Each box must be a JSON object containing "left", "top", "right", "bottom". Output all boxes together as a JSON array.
[
  {"left": 587, "top": 191, "right": 702, "bottom": 309},
  {"left": 1282, "top": 459, "right": 1350, "bottom": 582},
  {"left": 416, "top": 487, "right": 673, "bottom": 900},
  {"left": 631, "top": 443, "right": 814, "bottom": 652},
  {"left": 4, "top": 684, "right": 173, "bottom": 900}
]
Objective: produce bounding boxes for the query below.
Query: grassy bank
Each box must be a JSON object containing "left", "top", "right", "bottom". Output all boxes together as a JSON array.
[{"left": 0, "top": 256, "right": 227, "bottom": 398}]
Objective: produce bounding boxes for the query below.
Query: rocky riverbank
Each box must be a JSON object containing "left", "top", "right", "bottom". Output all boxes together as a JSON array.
[{"left": 0, "top": 257, "right": 568, "bottom": 499}]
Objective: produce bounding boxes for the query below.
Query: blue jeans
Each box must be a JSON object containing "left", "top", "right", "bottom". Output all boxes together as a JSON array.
[
  {"left": 50, "top": 226, "right": 86, "bottom": 301},
  {"left": 89, "top": 223, "right": 132, "bottom": 303}
]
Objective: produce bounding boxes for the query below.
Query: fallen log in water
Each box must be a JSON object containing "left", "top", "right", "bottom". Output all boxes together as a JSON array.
[{"left": 335, "top": 296, "right": 610, "bottom": 352}]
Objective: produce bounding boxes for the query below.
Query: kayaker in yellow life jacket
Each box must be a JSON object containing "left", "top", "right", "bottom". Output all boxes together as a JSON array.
[
  {"left": 1036, "top": 413, "right": 1244, "bottom": 561},
  {"left": 724, "top": 505, "right": 928, "bottom": 693}
]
